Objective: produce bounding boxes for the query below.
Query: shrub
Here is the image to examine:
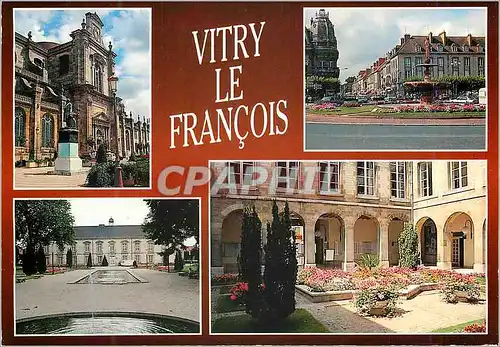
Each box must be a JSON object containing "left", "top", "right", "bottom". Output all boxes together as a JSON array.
[
  {"left": 36, "top": 246, "right": 47, "bottom": 274},
  {"left": 86, "top": 162, "right": 115, "bottom": 187},
  {"left": 121, "top": 162, "right": 137, "bottom": 181},
  {"left": 440, "top": 274, "right": 481, "bottom": 303},
  {"left": 22, "top": 243, "right": 37, "bottom": 276},
  {"left": 101, "top": 255, "right": 108, "bottom": 266},
  {"left": 134, "top": 158, "right": 150, "bottom": 187},
  {"left": 129, "top": 153, "right": 137, "bottom": 162},
  {"left": 87, "top": 253, "right": 92, "bottom": 268},
  {"left": 398, "top": 223, "right": 420, "bottom": 269},
  {"left": 66, "top": 248, "right": 73, "bottom": 268},
  {"left": 357, "top": 254, "right": 380, "bottom": 270},
  {"left": 174, "top": 250, "right": 184, "bottom": 271},
  {"left": 96, "top": 144, "right": 107, "bottom": 163},
  {"left": 463, "top": 321, "right": 486, "bottom": 333}
]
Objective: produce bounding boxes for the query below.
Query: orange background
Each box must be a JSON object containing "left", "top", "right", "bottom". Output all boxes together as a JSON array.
[{"left": 2, "top": 1, "right": 498, "bottom": 345}]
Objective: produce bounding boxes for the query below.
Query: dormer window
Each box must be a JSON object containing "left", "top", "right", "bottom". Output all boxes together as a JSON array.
[
  {"left": 463, "top": 45, "right": 469, "bottom": 52},
  {"left": 34, "top": 58, "right": 43, "bottom": 68},
  {"left": 451, "top": 44, "right": 458, "bottom": 52},
  {"left": 414, "top": 44, "right": 422, "bottom": 52},
  {"left": 438, "top": 44, "right": 443, "bottom": 52},
  {"left": 476, "top": 44, "right": 483, "bottom": 53}
]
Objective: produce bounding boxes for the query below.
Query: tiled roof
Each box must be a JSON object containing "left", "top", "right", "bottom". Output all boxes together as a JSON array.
[
  {"left": 74, "top": 225, "right": 145, "bottom": 240},
  {"left": 397, "top": 35, "right": 485, "bottom": 54}
]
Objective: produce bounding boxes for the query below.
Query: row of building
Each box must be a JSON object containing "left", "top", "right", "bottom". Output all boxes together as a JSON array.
[
  {"left": 351, "top": 31, "right": 485, "bottom": 97},
  {"left": 39, "top": 218, "right": 197, "bottom": 268},
  {"left": 14, "top": 12, "right": 150, "bottom": 163},
  {"left": 210, "top": 160, "right": 486, "bottom": 274}
]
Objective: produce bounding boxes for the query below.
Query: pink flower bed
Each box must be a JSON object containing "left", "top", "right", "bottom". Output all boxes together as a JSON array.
[
  {"left": 156, "top": 265, "right": 171, "bottom": 272},
  {"left": 212, "top": 273, "right": 238, "bottom": 284},
  {"left": 297, "top": 266, "right": 484, "bottom": 293},
  {"left": 311, "top": 102, "right": 338, "bottom": 111},
  {"left": 393, "top": 104, "right": 485, "bottom": 113}
]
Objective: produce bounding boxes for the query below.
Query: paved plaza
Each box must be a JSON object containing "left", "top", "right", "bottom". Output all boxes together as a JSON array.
[
  {"left": 15, "top": 167, "right": 89, "bottom": 189},
  {"left": 16, "top": 268, "right": 200, "bottom": 322},
  {"left": 296, "top": 290, "right": 487, "bottom": 333}
]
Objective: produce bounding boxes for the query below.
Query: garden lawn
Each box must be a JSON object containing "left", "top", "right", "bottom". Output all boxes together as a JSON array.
[
  {"left": 431, "top": 319, "right": 485, "bottom": 333},
  {"left": 308, "top": 105, "right": 375, "bottom": 115},
  {"left": 215, "top": 295, "right": 245, "bottom": 314},
  {"left": 212, "top": 308, "right": 329, "bottom": 333}
]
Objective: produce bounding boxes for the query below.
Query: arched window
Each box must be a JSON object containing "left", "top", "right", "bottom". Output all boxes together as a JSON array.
[
  {"left": 451, "top": 44, "right": 457, "bottom": 52},
  {"left": 15, "top": 107, "right": 26, "bottom": 147},
  {"left": 126, "top": 130, "right": 131, "bottom": 150},
  {"left": 94, "top": 63, "right": 103, "bottom": 93},
  {"left": 41, "top": 113, "right": 54, "bottom": 147}
]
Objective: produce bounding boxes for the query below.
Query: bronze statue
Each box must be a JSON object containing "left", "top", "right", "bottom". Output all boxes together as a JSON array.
[{"left": 424, "top": 37, "right": 430, "bottom": 64}]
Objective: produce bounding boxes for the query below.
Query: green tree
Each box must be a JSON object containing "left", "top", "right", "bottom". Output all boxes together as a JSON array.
[
  {"left": 101, "top": 255, "right": 108, "bottom": 266},
  {"left": 66, "top": 248, "right": 73, "bottom": 268},
  {"left": 398, "top": 223, "right": 420, "bottom": 269},
  {"left": 239, "top": 206, "right": 264, "bottom": 318},
  {"left": 263, "top": 201, "right": 297, "bottom": 321},
  {"left": 142, "top": 200, "right": 199, "bottom": 248},
  {"left": 87, "top": 253, "right": 93, "bottom": 268},
  {"left": 96, "top": 143, "right": 107, "bottom": 163},
  {"left": 36, "top": 246, "right": 47, "bottom": 273},
  {"left": 15, "top": 200, "right": 75, "bottom": 271}
]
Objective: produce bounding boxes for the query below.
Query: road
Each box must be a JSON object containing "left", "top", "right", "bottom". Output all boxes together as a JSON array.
[{"left": 305, "top": 123, "right": 486, "bottom": 150}]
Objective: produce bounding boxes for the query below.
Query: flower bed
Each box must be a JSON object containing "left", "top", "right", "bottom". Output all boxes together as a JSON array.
[
  {"left": 440, "top": 273, "right": 481, "bottom": 303},
  {"left": 212, "top": 273, "right": 238, "bottom": 285},
  {"left": 463, "top": 320, "right": 486, "bottom": 333},
  {"left": 386, "top": 104, "right": 486, "bottom": 113},
  {"left": 310, "top": 102, "right": 338, "bottom": 111}
]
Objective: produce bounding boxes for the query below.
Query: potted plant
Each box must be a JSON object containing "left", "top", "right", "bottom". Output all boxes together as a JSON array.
[
  {"left": 441, "top": 275, "right": 481, "bottom": 303},
  {"left": 353, "top": 280, "right": 400, "bottom": 317}
]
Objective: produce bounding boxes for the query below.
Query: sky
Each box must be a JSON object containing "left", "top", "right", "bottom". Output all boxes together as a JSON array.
[
  {"left": 14, "top": 9, "right": 151, "bottom": 120},
  {"left": 68, "top": 198, "right": 197, "bottom": 246},
  {"left": 304, "top": 8, "right": 487, "bottom": 82}
]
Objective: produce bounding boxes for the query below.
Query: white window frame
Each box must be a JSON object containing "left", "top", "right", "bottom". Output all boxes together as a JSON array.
[
  {"left": 318, "top": 161, "right": 340, "bottom": 194},
  {"left": 96, "top": 241, "right": 103, "bottom": 254},
  {"left": 121, "top": 242, "right": 128, "bottom": 253},
  {"left": 134, "top": 241, "right": 141, "bottom": 253},
  {"left": 225, "top": 161, "right": 254, "bottom": 185},
  {"left": 449, "top": 161, "right": 468, "bottom": 189},
  {"left": 109, "top": 242, "right": 115, "bottom": 254},
  {"left": 357, "top": 161, "right": 375, "bottom": 196},
  {"left": 419, "top": 162, "right": 433, "bottom": 197},
  {"left": 390, "top": 161, "right": 406, "bottom": 199},
  {"left": 276, "top": 161, "right": 299, "bottom": 189},
  {"left": 84, "top": 242, "right": 90, "bottom": 253}
]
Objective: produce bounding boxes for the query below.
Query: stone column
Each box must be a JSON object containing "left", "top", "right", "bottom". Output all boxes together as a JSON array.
[
  {"left": 379, "top": 219, "right": 389, "bottom": 267},
  {"left": 343, "top": 217, "right": 356, "bottom": 271},
  {"left": 304, "top": 217, "right": 316, "bottom": 266},
  {"left": 33, "top": 85, "right": 43, "bottom": 160},
  {"left": 436, "top": 220, "right": 451, "bottom": 269},
  {"left": 473, "top": 216, "right": 485, "bottom": 273}
]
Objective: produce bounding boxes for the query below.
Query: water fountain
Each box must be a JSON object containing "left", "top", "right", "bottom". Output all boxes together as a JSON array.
[
  {"left": 17, "top": 269, "right": 199, "bottom": 334},
  {"left": 404, "top": 37, "right": 449, "bottom": 105}
]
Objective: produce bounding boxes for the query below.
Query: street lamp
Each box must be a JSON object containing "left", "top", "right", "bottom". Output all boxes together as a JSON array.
[{"left": 108, "top": 74, "right": 123, "bottom": 187}]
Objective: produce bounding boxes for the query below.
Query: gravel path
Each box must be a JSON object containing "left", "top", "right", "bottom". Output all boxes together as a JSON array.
[{"left": 16, "top": 268, "right": 200, "bottom": 322}]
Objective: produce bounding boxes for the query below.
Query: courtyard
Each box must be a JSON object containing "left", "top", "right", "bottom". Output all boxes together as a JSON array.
[{"left": 16, "top": 267, "right": 200, "bottom": 324}]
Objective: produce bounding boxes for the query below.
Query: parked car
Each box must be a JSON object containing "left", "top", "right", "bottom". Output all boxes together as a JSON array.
[
  {"left": 384, "top": 96, "right": 397, "bottom": 104},
  {"left": 356, "top": 96, "right": 368, "bottom": 104},
  {"left": 119, "top": 259, "right": 135, "bottom": 267},
  {"left": 446, "top": 95, "right": 477, "bottom": 104},
  {"left": 315, "top": 96, "right": 343, "bottom": 105}
]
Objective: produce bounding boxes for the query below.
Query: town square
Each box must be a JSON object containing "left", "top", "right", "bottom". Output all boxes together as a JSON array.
[
  {"left": 304, "top": 8, "right": 487, "bottom": 150},
  {"left": 15, "top": 198, "right": 200, "bottom": 334}
]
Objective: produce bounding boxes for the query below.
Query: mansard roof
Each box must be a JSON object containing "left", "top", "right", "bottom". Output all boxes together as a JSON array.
[{"left": 74, "top": 224, "right": 146, "bottom": 240}]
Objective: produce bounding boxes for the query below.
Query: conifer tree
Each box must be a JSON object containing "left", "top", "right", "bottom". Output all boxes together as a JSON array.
[
  {"left": 22, "top": 243, "right": 37, "bottom": 276},
  {"left": 87, "top": 253, "right": 93, "bottom": 268},
  {"left": 101, "top": 255, "right": 108, "bottom": 266},
  {"left": 66, "top": 248, "right": 73, "bottom": 268},
  {"left": 238, "top": 205, "right": 263, "bottom": 317},
  {"left": 36, "top": 246, "right": 47, "bottom": 273},
  {"left": 398, "top": 223, "right": 420, "bottom": 269}
]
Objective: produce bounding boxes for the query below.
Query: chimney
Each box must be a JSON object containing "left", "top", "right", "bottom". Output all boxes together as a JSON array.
[
  {"left": 404, "top": 34, "right": 411, "bottom": 42},
  {"left": 428, "top": 32, "right": 433, "bottom": 43},
  {"left": 439, "top": 31, "right": 447, "bottom": 45},
  {"left": 467, "top": 33, "right": 472, "bottom": 46},
  {"left": 400, "top": 37, "right": 404, "bottom": 45},
  {"left": 99, "top": 223, "right": 105, "bottom": 227}
]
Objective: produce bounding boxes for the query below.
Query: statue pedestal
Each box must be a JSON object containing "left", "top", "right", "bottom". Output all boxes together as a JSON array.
[{"left": 54, "top": 128, "right": 83, "bottom": 175}]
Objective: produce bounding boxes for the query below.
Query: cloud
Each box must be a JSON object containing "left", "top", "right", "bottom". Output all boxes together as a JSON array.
[
  {"left": 14, "top": 9, "right": 151, "bottom": 119},
  {"left": 304, "top": 7, "right": 487, "bottom": 82}
]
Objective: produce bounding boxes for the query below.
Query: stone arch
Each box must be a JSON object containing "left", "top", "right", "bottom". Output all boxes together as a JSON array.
[
  {"left": 221, "top": 208, "right": 244, "bottom": 273},
  {"left": 387, "top": 212, "right": 410, "bottom": 223},
  {"left": 388, "top": 217, "right": 405, "bottom": 266},
  {"left": 444, "top": 212, "right": 474, "bottom": 268},
  {"left": 314, "top": 212, "right": 345, "bottom": 268},
  {"left": 354, "top": 214, "right": 380, "bottom": 261},
  {"left": 415, "top": 217, "right": 437, "bottom": 266}
]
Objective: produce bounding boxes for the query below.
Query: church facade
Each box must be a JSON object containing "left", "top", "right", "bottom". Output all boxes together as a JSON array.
[
  {"left": 14, "top": 12, "right": 150, "bottom": 163},
  {"left": 305, "top": 9, "right": 340, "bottom": 97}
]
